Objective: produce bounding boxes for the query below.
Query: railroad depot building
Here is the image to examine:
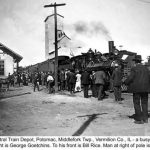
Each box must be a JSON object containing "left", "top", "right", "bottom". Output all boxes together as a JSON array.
[{"left": 0, "top": 42, "right": 23, "bottom": 79}]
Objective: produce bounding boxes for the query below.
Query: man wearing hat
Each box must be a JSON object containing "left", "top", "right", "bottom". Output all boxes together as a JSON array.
[
  {"left": 47, "top": 71, "right": 54, "bottom": 94},
  {"left": 94, "top": 69, "right": 106, "bottom": 101},
  {"left": 111, "top": 63, "right": 122, "bottom": 102},
  {"left": 124, "top": 55, "right": 150, "bottom": 124},
  {"left": 81, "top": 69, "right": 91, "bottom": 98}
]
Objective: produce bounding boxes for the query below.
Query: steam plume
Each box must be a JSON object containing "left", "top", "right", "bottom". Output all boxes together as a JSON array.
[{"left": 74, "top": 21, "right": 112, "bottom": 41}]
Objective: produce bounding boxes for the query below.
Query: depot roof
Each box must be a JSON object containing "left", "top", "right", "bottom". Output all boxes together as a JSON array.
[{"left": 0, "top": 42, "right": 23, "bottom": 62}]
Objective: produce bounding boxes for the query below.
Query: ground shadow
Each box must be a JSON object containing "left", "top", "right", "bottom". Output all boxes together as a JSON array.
[
  {"left": 42, "top": 101, "right": 55, "bottom": 104},
  {"left": 128, "top": 112, "right": 150, "bottom": 119},
  {"left": 58, "top": 92, "right": 77, "bottom": 97},
  {"left": 72, "top": 113, "right": 107, "bottom": 136},
  {"left": 7, "top": 88, "right": 23, "bottom": 91},
  {"left": 0, "top": 92, "right": 31, "bottom": 100},
  {"left": 39, "top": 89, "right": 44, "bottom": 91}
]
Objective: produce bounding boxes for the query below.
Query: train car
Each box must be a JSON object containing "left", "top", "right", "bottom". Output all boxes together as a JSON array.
[{"left": 24, "top": 55, "right": 70, "bottom": 73}]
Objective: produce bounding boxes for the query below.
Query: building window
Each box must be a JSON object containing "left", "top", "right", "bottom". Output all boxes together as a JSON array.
[{"left": 0, "top": 60, "right": 4, "bottom": 75}]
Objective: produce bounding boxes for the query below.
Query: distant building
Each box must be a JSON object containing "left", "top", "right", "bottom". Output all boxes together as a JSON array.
[
  {"left": 0, "top": 42, "right": 23, "bottom": 79},
  {"left": 44, "top": 14, "right": 71, "bottom": 60}
]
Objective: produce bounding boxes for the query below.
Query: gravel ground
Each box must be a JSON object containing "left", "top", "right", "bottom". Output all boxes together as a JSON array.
[{"left": 0, "top": 84, "right": 150, "bottom": 136}]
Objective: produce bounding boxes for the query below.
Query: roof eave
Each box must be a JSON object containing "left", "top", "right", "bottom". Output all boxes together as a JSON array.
[{"left": 0, "top": 43, "right": 23, "bottom": 62}]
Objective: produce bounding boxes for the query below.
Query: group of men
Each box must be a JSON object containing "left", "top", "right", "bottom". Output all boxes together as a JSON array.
[
  {"left": 81, "top": 69, "right": 106, "bottom": 100},
  {"left": 32, "top": 55, "right": 150, "bottom": 124},
  {"left": 33, "top": 71, "right": 54, "bottom": 93},
  {"left": 82, "top": 55, "right": 150, "bottom": 124},
  {"left": 6, "top": 72, "right": 29, "bottom": 89},
  {"left": 59, "top": 69, "right": 81, "bottom": 94},
  {"left": 32, "top": 69, "right": 80, "bottom": 94}
]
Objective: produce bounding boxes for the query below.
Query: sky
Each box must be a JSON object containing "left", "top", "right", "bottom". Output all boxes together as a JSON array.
[{"left": 0, "top": 0, "right": 150, "bottom": 66}]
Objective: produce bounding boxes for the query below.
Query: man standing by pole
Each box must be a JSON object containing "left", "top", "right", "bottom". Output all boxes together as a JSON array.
[
  {"left": 124, "top": 55, "right": 150, "bottom": 124},
  {"left": 44, "top": 3, "right": 66, "bottom": 92}
]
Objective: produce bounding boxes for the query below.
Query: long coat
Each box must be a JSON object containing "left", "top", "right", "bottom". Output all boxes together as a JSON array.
[
  {"left": 81, "top": 71, "right": 90, "bottom": 85},
  {"left": 124, "top": 64, "right": 150, "bottom": 93},
  {"left": 111, "top": 68, "right": 122, "bottom": 87},
  {"left": 33, "top": 74, "right": 39, "bottom": 84},
  {"left": 94, "top": 70, "right": 106, "bottom": 85},
  {"left": 68, "top": 72, "right": 76, "bottom": 84},
  {"left": 59, "top": 71, "right": 65, "bottom": 82}
]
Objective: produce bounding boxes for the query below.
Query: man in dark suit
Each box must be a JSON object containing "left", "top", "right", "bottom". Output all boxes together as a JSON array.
[
  {"left": 125, "top": 55, "right": 150, "bottom": 124},
  {"left": 94, "top": 69, "right": 106, "bottom": 100},
  {"left": 111, "top": 64, "right": 122, "bottom": 102},
  {"left": 68, "top": 69, "right": 76, "bottom": 94},
  {"left": 33, "top": 72, "right": 40, "bottom": 92},
  {"left": 81, "top": 69, "right": 91, "bottom": 98},
  {"left": 91, "top": 71, "right": 97, "bottom": 97},
  {"left": 59, "top": 69, "right": 65, "bottom": 91}
]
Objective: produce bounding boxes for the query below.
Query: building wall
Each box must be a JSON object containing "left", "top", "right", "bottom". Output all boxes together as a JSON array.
[
  {"left": 0, "top": 53, "right": 14, "bottom": 78},
  {"left": 5, "top": 54, "right": 14, "bottom": 76}
]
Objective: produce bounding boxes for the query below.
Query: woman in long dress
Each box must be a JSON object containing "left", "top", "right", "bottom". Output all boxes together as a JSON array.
[{"left": 75, "top": 71, "right": 81, "bottom": 92}]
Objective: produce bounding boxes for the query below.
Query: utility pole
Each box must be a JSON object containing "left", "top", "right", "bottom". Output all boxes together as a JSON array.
[{"left": 44, "top": 2, "right": 66, "bottom": 92}]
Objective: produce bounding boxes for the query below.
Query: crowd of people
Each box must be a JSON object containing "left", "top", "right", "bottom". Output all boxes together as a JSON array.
[
  {"left": 4, "top": 55, "right": 150, "bottom": 124},
  {"left": 31, "top": 68, "right": 112, "bottom": 101},
  {"left": 32, "top": 69, "right": 82, "bottom": 94},
  {"left": 32, "top": 55, "right": 150, "bottom": 125},
  {"left": 6, "top": 72, "right": 30, "bottom": 89}
]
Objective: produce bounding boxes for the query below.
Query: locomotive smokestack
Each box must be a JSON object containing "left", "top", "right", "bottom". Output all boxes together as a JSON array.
[{"left": 108, "top": 41, "right": 114, "bottom": 53}]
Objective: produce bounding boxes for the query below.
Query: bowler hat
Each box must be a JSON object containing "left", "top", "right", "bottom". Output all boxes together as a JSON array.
[{"left": 132, "top": 55, "right": 143, "bottom": 62}]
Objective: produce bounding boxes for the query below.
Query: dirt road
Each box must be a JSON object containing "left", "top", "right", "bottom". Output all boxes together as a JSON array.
[{"left": 0, "top": 84, "right": 150, "bottom": 136}]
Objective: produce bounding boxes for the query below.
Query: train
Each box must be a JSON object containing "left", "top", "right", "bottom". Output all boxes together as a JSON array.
[
  {"left": 24, "top": 41, "right": 138, "bottom": 75},
  {"left": 23, "top": 41, "right": 140, "bottom": 91}
]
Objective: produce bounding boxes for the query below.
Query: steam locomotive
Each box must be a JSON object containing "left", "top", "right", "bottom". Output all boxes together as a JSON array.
[{"left": 24, "top": 41, "right": 139, "bottom": 91}]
